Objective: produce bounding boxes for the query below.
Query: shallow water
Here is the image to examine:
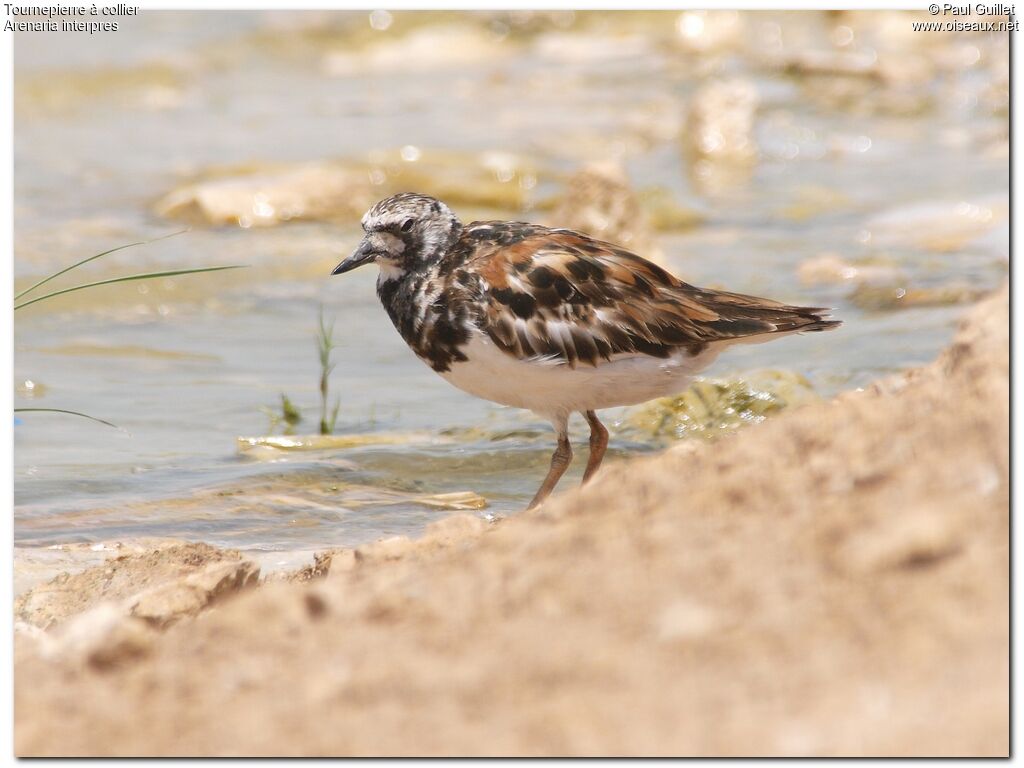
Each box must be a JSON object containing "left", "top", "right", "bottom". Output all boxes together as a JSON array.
[{"left": 14, "top": 11, "right": 1008, "bottom": 554}]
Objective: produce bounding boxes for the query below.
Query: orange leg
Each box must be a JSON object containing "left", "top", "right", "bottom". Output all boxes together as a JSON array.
[
  {"left": 527, "top": 432, "right": 573, "bottom": 510},
  {"left": 582, "top": 410, "right": 608, "bottom": 484}
]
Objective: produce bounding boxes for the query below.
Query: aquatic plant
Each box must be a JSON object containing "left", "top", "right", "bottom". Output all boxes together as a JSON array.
[
  {"left": 317, "top": 305, "right": 341, "bottom": 435},
  {"left": 258, "top": 393, "right": 302, "bottom": 435},
  {"left": 281, "top": 393, "right": 303, "bottom": 428},
  {"left": 14, "top": 231, "right": 243, "bottom": 428}
]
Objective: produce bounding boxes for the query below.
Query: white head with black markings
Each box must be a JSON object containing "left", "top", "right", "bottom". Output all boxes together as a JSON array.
[{"left": 332, "top": 193, "right": 463, "bottom": 281}]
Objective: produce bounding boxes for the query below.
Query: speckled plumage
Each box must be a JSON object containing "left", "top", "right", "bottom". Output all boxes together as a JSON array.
[{"left": 333, "top": 192, "right": 840, "bottom": 508}]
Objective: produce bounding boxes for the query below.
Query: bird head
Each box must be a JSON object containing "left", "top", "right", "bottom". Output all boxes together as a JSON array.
[{"left": 332, "top": 193, "right": 462, "bottom": 279}]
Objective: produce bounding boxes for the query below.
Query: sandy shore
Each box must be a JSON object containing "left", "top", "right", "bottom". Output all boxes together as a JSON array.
[{"left": 14, "top": 284, "right": 1008, "bottom": 757}]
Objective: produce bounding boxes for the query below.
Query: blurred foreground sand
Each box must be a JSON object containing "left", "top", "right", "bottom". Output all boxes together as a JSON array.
[{"left": 15, "top": 284, "right": 1008, "bottom": 756}]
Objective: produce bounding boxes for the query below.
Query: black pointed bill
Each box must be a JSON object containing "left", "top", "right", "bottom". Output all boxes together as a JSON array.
[{"left": 331, "top": 238, "right": 377, "bottom": 275}]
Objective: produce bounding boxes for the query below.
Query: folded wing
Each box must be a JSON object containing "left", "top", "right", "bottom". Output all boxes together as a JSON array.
[{"left": 462, "top": 225, "right": 840, "bottom": 368}]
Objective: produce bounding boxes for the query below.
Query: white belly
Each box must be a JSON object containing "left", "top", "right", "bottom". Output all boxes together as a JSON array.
[{"left": 435, "top": 334, "right": 723, "bottom": 423}]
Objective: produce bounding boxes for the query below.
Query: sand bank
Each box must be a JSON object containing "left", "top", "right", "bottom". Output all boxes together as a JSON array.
[{"left": 15, "top": 284, "right": 1008, "bottom": 756}]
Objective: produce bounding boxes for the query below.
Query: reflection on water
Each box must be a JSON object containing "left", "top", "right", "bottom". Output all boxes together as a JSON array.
[{"left": 13, "top": 11, "right": 1009, "bottom": 554}]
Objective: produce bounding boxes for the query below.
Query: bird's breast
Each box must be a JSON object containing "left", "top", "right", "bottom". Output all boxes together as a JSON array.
[{"left": 377, "top": 270, "right": 478, "bottom": 374}]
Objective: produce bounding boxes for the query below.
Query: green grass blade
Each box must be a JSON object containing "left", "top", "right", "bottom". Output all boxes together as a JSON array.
[
  {"left": 14, "top": 265, "right": 245, "bottom": 310},
  {"left": 14, "top": 407, "right": 120, "bottom": 429},
  {"left": 13, "top": 228, "right": 190, "bottom": 301}
]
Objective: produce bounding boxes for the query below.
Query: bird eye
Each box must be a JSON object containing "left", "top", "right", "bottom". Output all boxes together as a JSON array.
[{"left": 401, "top": 218, "right": 414, "bottom": 232}]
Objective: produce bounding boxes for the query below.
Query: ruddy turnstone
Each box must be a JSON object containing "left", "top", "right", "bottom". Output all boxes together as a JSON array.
[{"left": 332, "top": 192, "right": 840, "bottom": 509}]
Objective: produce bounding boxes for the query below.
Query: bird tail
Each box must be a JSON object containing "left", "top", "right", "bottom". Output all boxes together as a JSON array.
[{"left": 688, "top": 286, "right": 842, "bottom": 345}]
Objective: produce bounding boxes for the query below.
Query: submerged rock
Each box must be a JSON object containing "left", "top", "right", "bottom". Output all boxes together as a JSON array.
[
  {"left": 776, "top": 185, "right": 850, "bottom": 222},
  {"left": 797, "top": 253, "right": 906, "bottom": 288},
  {"left": 777, "top": 48, "right": 930, "bottom": 84},
  {"left": 15, "top": 62, "right": 188, "bottom": 117},
  {"left": 154, "top": 164, "right": 375, "bottom": 228},
  {"left": 209, "top": 466, "right": 488, "bottom": 513},
  {"left": 237, "top": 431, "right": 452, "bottom": 457},
  {"left": 155, "top": 149, "right": 545, "bottom": 228},
  {"left": 383, "top": 148, "right": 541, "bottom": 213},
  {"left": 849, "top": 282, "right": 990, "bottom": 311},
  {"left": 622, "top": 370, "right": 819, "bottom": 442},
  {"left": 766, "top": 11, "right": 938, "bottom": 117},
  {"left": 762, "top": 15, "right": 940, "bottom": 117},
  {"left": 864, "top": 197, "right": 1009, "bottom": 254},
  {"left": 340, "top": 489, "right": 488, "bottom": 512}
]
